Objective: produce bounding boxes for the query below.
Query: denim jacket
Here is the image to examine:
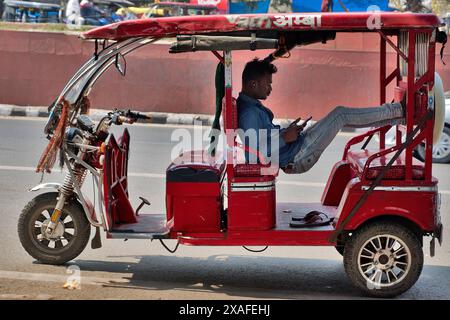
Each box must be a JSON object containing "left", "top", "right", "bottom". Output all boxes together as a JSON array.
[{"left": 237, "top": 93, "right": 304, "bottom": 167}]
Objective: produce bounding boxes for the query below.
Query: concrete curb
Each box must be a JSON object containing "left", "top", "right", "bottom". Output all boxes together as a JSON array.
[
  {"left": 0, "top": 104, "right": 297, "bottom": 128},
  {"left": 0, "top": 104, "right": 358, "bottom": 132}
]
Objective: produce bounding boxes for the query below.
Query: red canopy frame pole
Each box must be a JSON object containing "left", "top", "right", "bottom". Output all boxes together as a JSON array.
[
  {"left": 211, "top": 50, "right": 224, "bottom": 64},
  {"left": 223, "top": 51, "right": 235, "bottom": 181},
  {"left": 377, "top": 29, "right": 408, "bottom": 62},
  {"left": 425, "top": 30, "right": 436, "bottom": 181},
  {"left": 380, "top": 34, "right": 387, "bottom": 150},
  {"left": 396, "top": 34, "right": 403, "bottom": 147},
  {"left": 406, "top": 30, "right": 416, "bottom": 181}
]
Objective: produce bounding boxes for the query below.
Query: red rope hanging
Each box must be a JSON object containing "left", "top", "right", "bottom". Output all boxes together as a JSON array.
[{"left": 36, "top": 99, "right": 70, "bottom": 173}]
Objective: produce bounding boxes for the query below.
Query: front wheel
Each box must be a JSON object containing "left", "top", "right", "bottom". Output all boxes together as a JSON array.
[
  {"left": 18, "top": 192, "right": 91, "bottom": 265},
  {"left": 343, "top": 222, "right": 423, "bottom": 298}
]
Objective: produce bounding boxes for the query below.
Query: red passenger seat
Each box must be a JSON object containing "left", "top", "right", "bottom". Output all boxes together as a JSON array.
[{"left": 347, "top": 149, "right": 425, "bottom": 180}]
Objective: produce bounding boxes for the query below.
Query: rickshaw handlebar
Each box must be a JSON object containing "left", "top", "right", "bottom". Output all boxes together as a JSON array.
[
  {"left": 124, "top": 110, "right": 151, "bottom": 121},
  {"left": 108, "top": 109, "right": 151, "bottom": 125}
]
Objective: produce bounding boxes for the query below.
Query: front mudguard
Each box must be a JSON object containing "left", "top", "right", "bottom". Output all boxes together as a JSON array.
[{"left": 29, "top": 182, "right": 99, "bottom": 227}]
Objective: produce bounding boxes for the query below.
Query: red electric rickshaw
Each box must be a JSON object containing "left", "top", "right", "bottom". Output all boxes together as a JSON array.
[{"left": 18, "top": 12, "right": 446, "bottom": 298}]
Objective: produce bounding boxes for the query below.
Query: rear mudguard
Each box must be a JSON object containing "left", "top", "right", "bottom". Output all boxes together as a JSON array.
[{"left": 29, "top": 183, "right": 99, "bottom": 227}]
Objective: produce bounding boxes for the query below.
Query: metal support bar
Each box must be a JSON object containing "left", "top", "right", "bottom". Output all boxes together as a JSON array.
[
  {"left": 406, "top": 30, "right": 416, "bottom": 180},
  {"left": 377, "top": 30, "right": 408, "bottom": 61},
  {"left": 211, "top": 50, "right": 224, "bottom": 64},
  {"left": 380, "top": 34, "right": 387, "bottom": 150},
  {"left": 385, "top": 69, "right": 400, "bottom": 86},
  {"left": 66, "top": 149, "right": 100, "bottom": 177}
]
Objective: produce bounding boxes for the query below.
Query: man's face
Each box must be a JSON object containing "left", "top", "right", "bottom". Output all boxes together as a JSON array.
[{"left": 250, "top": 73, "right": 272, "bottom": 100}]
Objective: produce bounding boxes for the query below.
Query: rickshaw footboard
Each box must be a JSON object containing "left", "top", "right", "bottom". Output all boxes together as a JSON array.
[{"left": 108, "top": 214, "right": 170, "bottom": 239}]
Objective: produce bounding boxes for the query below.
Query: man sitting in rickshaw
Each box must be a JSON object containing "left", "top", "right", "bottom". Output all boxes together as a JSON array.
[{"left": 238, "top": 58, "right": 405, "bottom": 173}]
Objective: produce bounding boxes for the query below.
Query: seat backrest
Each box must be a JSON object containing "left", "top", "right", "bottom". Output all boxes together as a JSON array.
[{"left": 223, "top": 97, "right": 278, "bottom": 177}]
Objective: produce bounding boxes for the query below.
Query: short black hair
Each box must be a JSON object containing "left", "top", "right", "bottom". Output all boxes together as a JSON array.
[{"left": 242, "top": 58, "right": 277, "bottom": 84}]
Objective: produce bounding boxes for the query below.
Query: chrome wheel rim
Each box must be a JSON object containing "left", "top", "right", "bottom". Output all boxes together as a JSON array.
[
  {"left": 33, "top": 209, "right": 75, "bottom": 251},
  {"left": 433, "top": 131, "right": 450, "bottom": 160},
  {"left": 358, "top": 235, "right": 411, "bottom": 288}
]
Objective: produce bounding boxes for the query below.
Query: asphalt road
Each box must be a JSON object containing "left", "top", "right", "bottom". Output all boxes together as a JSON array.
[{"left": 0, "top": 117, "right": 449, "bottom": 300}]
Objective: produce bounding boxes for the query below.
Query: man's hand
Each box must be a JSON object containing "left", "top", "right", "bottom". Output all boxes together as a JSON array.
[
  {"left": 282, "top": 116, "right": 312, "bottom": 144},
  {"left": 282, "top": 124, "right": 303, "bottom": 144}
]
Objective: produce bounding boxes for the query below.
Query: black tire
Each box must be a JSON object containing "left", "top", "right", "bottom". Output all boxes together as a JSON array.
[
  {"left": 343, "top": 222, "right": 423, "bottom": 298},
  {"left": 18, "top": 192, "right": 91, "bottom": 265},
  {"left": 415, "top": 126, "right": 450, "bottom": 163}
]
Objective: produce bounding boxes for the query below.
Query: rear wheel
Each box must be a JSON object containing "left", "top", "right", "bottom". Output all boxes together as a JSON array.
[
  {"left": 343, "top": 222, "right": 423, "bottom": 298},
  {"left": 18, "top": 192, "right": 91, "bottom": 265}
]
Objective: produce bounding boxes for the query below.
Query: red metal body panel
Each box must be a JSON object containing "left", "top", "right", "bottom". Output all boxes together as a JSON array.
[
  {"left": 81, "top": 13, "right": 441, "bottom": 40},
  {"left": 178, "top": 230, "right": 335, "bottom": 246},
  {"left": 321, "top": 160, "right": 354, "bottom": 206},
  {"left": 334, "top": 178, "right": 438, "bottom": 232},
  {"left": 103, "top": 129, "right": 137, "bottom": 228},
  {"left": 166, "top": 182, "right": 222, "bottom": 232},
  {"left": 227, "top": 175, "right": 276, "bottom": 231},
  {"left": 176, "top": 202, "right": 337, "bottom": 245},
  {"left": 165, "top": 150, "right": 225, "bottom": 233}
]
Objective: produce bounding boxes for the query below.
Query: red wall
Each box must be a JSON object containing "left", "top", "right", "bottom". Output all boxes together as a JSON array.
[{"left": 1, "top": 29, "right": 449, "bottom": 119}]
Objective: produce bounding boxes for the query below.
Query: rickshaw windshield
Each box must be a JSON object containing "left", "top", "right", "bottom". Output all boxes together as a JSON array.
[{"left": 52, "top": 37, "right": 155, "bottom": 123}]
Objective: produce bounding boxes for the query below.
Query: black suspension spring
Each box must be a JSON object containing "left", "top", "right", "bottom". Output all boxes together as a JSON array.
[{"left": 60, "top": 165, "right": 87, "bottom": 197}]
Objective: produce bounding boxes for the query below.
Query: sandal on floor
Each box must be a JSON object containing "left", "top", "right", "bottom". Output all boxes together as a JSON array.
[{"left": 289, "top": 211, "right": 333, "bottom": 228}]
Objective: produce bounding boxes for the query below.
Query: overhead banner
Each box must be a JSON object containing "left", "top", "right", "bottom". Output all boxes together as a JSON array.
[{"left": 229, "top": 0, "right": 393, "bottom": 14}]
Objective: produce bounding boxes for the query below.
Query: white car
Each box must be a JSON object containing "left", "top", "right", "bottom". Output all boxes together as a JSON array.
[{"left": 415, "top": 92, "right": 450, "bottom": 163}]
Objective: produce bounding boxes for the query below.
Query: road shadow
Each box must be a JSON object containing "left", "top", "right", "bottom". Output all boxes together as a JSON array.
[{"left": 67, "top": 253, "right": 450, "bottom": 299}]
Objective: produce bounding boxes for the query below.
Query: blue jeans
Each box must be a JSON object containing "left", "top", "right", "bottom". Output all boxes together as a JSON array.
[{"left": 289, "top": 103, "right": 404, "bottom": 173}]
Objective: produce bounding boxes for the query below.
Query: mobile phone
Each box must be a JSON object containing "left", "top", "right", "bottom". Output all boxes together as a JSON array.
[
  {"left": 289, "top": 117, "right": 302, "bottom": 127},
  {"left": 299, "top": 116, "right": 312, "bottom": 128}
]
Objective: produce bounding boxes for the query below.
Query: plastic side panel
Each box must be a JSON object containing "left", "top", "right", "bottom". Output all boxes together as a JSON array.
[
  {"left": 166, "top": 182, "right": 221, "bottom": 196},
  {"left": 228, "top": 189, "right": 276, "bottom": 231},
  {"left": 103, "top": 130, "right": 137, "bottom": 227},
  {"left": 336, "top": 181, "right": 437, "bottom": 232},
  {"left": 166, "top": 182, "right": 221, "bottom": 233},
  {"left": 172, "top": 197, "right": 221, "bottom": 233},
  {"left": 321, "top": 160, "right": 352, "bottom": 206}
]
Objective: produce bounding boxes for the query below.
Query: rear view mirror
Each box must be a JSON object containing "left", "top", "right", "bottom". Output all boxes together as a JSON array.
[{"left": 115, "top": 53, "right": 126, "bottom": 76}]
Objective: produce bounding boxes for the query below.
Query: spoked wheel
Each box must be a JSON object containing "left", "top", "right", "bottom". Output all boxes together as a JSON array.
[
  {"left": 344, "top": 222, "right": 423, "bottom": 298},
  {"left": 18, "top": 192, "right": 91, "bottom": 265}
]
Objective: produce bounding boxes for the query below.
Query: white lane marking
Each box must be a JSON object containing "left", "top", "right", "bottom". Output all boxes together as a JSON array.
[
  {"left": 0, "top": 270, "right": 129, "bottom": 286},
  {"left": 1, "top": 165, "right": 450, "bottom": 195},
  {"left": 0, "top": 165, "right": 37, "bottom": 172},
  {"left": 0, "top": 116, "right": 46, "bottom": 122},
  {"left": 129, "top": 172, "right": 165, "bottom": 179}
]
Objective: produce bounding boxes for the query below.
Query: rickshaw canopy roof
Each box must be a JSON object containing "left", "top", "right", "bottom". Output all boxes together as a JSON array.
[{"left": 81, "top": 12, "right": 442, "bottom": 41}]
